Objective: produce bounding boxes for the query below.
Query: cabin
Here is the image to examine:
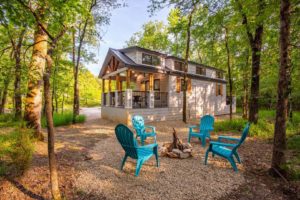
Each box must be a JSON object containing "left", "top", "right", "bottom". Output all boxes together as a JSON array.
[{"left": 98, "top": 46, "right": 236, "bottom": 125}]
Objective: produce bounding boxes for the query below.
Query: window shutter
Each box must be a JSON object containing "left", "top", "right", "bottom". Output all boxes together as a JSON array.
[
  {"left": 187, "top": 79, "right": 192, "bottom": 93},
  {"left": 215, "top": 83, "right": 218, "bottom": 96},
  {"left": 176, "top": 77, "right": 181, "bottom": 93}
]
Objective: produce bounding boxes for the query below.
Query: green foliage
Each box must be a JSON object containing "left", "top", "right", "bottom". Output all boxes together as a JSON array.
[
  {"left": 42, "top": 112, "right": 86, "bottom": 127},
  {"left": 0, "top": 128, "right": 34, "bottom": 176},
  {"left": 126, "top": 20, "right": 170, "bottom": 52}
]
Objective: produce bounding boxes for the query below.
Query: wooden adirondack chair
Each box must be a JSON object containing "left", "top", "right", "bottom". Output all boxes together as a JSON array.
[
  {"left": 132, "top": 115, "right": 156, "bottom": 145},
  {"left": 204, "top": 123, "right": 251, "bottom": 171},
  {"left": 115, "top": 124, "right": 159, "bottom": 176},
  {"left": 188, "top": 115, "right": 214, "bottom": 146}
]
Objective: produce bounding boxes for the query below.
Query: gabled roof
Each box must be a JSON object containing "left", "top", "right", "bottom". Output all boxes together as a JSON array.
[
  {"left": 120, "top": 46, "right": 167, "bottom": 57},
  {"left": 98, "top": 48, "right": 166, "bottom": 78}
]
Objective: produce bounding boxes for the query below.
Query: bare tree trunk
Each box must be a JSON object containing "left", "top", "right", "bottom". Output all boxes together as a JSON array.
[
  {"left": 45, "top": 50, "right": 62, "bottom": 200},
  {"left": 0, "top": 79, "right": 9, "bottom": 114},
  {"left": 12, "top": 28, "right": 26, "bottom": 119},
  {"left": 72, "top": 30, "right": 80, "bottom": 121},
  {"left": 24, "top": 24, "right": 46, "bottom": 140},
  {"left": 242, "top": 49, "right": 250, "bottom": 119},
  {"left": 224, "top": 27, "right": 233, "bottom": 120},
  {"left": 270, "top": 0, "right": 291, "bottom": 177},
  {"left": 183, "top": 6, "right": 196, "bottom": 123}
]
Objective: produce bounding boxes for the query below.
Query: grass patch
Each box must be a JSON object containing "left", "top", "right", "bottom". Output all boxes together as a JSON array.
[
  {"left": 214, "top": 118, "right": 247, "bottom": 132},
  {"left": 285, "top": 135, "right": 300, "bottom": 180},
  {"left": 42, "top": 112, "right": 86, "bottom": 127},
  {"left": 0, "top": 113, "right": 20, "bottom": 128},
  {"left": 0, "top": 128, "right": 34, "bottom": 176}
]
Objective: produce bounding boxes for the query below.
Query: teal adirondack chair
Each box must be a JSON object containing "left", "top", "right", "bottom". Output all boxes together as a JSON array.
[
  {"left": 115, "top": 124, "right": 159, "bottom": 176},
  {"left": 204, "top": 123, "right": 251, "bottom": 171},
  {"left": 188, "top": 115, "right": 214, "bottom": 146},
  {"left": 132, "top": 115, "right": 156, "bottom": 145}
]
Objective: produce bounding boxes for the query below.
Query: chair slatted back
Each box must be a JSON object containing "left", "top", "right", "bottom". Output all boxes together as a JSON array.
[
  {"left": 200, "top": 115, "right": 214, "bottom": 131},
  {"left": 233, "top": 123, "right": 251, "bottom": 151},
  {"left": 132, "top": 115, "right": 145, "bottom": 137},
  {"left": 115, "top": 124, "right": 138, "bottom": 159}
]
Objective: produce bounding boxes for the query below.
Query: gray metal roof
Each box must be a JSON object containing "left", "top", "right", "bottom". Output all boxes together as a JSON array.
[{"left": 99, "top": 47, "right": 226, "bottom": 83}]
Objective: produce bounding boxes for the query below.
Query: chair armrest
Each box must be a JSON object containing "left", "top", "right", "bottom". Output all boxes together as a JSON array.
[
  {"left": 136, "top": 143, "right": 158, "bottom": 149},
  {"left": 201, "top": 127, "right": 214, "bottom": 131},
  {"left": 145, "top": 125, "right": 155, "bottom": 132},
  {"left": 218, "top": 135, "right": 240, "bottom": 142},
  {"left": 210, "top": 141, "right": 236, "bottom": 147},
  {"left": 189, "top": 125, "right": 198, "bottom": 132}
]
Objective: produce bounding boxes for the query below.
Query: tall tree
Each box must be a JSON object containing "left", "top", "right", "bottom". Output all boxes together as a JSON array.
[
  {"left": 235, "top": 0, "right": 266, "bottom": 124},
  {"left": 270, "top": 0, "right": 291, "bottom": 177},
  {"left": 224, "top": 26, "right": 233, "bottom": 120}
]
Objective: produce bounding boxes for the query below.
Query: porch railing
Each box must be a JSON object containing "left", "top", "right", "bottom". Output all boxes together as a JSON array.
[
  {"left": 154, "top": 92, "right": 168, "bottom": 108},
  {"left": 132, "top": 91, "right": 149, "bottom": 108},
  {"left": 103, "top": 91, "right": 168, "bottom": 108},
  {"left": 118, "top": 91, "right": 125, "bottom": 107}
]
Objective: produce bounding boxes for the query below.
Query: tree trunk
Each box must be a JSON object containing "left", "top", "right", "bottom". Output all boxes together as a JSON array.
[
  {"left": 183, "top": 7, "right": 195, "bottom": 123},
  {"left": 248, "top": 36, "right": 263, "bottom": 123},
  {"left": 270, "top": 0, "right": 291, "bottom": 177},
  {"left": 72, "top": 30, "right": 80, "bottom": 122},
  {"left": 236, "top": 0, "right": 265, "bottom": 124},
  {"left": 13, "top": 28, "right": 26, "bottom": 120},
  {"left": 0, "top": 79, "right": 9, "bottom": 114},
  {"left": 224, "top": 27, "right": 233, "bottom": 120},
  {"left": 24, "top": 24, "right": 47, "bottom": 141},
  {"left": 45, "top": 52, "right": 62, "bottom": 200},
  {"left": 242, "top": 49, "right": 250, "bottom": 119}
]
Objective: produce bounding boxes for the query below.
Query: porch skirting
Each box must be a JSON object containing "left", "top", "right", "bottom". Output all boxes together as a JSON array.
[{"left": 101, "top": 106, "right": 235, "bottom": 126}]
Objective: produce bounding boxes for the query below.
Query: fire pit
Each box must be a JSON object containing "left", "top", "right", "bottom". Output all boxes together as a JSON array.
[{"left": 159, "top": 128, "right": 193, "bottom": 159}]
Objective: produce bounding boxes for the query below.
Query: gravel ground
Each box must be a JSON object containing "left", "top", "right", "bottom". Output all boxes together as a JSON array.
[
  {"left": 2, "top": 107, "right": 293, "bottom": 199},
  {"left": 74, "top": 115, "right": 245, "bottom": 200}
]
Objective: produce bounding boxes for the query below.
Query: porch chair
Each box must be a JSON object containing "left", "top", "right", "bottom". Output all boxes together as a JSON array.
[
  {"left": 132, "top": 115, "right": 156, "bottom": 145},
  {"left": 204, "top": 122, "right": 251, "bottom": 172},
  {"left": 115, "top": 124, "right": 159, "bottom": 176},
  {"left": 188, "top": 115, "right": 214, "bottom": 146}
]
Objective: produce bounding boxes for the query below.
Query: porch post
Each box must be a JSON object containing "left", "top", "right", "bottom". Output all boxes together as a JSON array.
[
  {"left": 126, "top": 69, "right": 131, "bottom": 89},
  {"left": 101, "top": 79, "right": 105, "bottom": 106},
  {"left": 148, "top": 73, "right": 154, "bottom": 108},
  {"left": 115, "top": 74, "right": 120, "bottom": 107},
  {"left": 125, "top": 89, "right": 132, "bottom": 109},
  {"left": 149, "top": 73, "right": 154, "bottom": 91}
]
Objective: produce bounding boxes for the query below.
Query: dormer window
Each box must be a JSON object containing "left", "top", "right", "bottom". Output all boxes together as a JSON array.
[
  {"left": 174, "top": 61, "right": 184, "bottom": 71},
  {"left": 196, "top": 66, "right": 206, "bottom": 75},
  {"left": 142, "top": 53, "right": 160, "bottom": 66},
  {"left": 216, "top": 71, "right": 223, "bottom": 79}
]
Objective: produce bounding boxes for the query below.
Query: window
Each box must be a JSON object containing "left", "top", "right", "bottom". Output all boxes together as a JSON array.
[
  {"left": 216, "top": 71, "right": 223, "bottom": 79},
  {"left": 216, "top": 84, "right": 223, "bottom": 96},
  {"left": 142, "top": 53, "right": 160, "bottom": 66},
  {"left": 176, "top": 78, "right": 191, "bottom": 93},
  {"left": 196, "top": 67, "right": 206, "bottom": 75},
  {"left": 154, "top": 79, "right": 160, "bottom": 91},
  {"left": 174, "top": 61, "right": 184, "bottom": 71}
]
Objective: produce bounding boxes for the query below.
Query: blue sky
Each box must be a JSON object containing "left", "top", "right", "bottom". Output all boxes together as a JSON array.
[{"left": 86, "top": 0, "right": 171, "bottom": 76}]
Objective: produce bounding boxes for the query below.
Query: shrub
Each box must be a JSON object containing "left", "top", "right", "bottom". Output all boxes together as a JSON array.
[
  {"left": 0, "top": 128, "right": 34, "bottom": 176},
  {"left": 42, "top": 112, "right": 86, "bottom": 127}
]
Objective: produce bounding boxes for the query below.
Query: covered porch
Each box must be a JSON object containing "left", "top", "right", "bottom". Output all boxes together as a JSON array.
[{"left": 101, "top": 67, "right": 168, "bottom": 109}]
